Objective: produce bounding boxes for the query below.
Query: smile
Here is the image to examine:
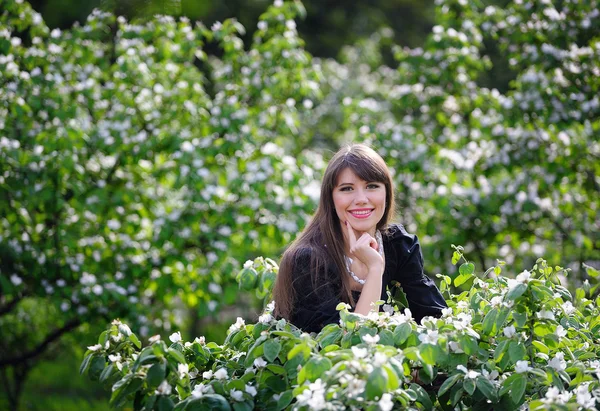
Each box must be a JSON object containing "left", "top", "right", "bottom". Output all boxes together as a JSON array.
[{"left": 348, "top": 209, "right": 374, "bottom": 219}]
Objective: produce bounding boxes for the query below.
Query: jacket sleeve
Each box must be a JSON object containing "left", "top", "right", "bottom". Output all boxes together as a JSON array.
[
  {"left": 389, "top": 226, "right": 447, "bottom": 323},
  {"left": 290, "top": 248, "right": 342, "bottom": 333}
]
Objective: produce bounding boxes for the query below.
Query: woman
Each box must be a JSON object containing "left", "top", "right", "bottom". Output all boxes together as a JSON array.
[{"left": 273, "top": 144, "right": 447, "bottom": 333}]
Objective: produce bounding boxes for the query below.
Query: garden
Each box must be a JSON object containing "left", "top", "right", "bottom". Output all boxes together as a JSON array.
[{"left": 1, "top": 0, "right": 598, "bottom": 409}]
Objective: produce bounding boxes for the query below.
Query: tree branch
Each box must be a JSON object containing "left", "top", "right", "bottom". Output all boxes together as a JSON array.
[
  {"left": 0, "top": 318, "right": 81, "bottom": 367},
  {"left": 0, "top": 295, "right": 24, "bottom": 317}
]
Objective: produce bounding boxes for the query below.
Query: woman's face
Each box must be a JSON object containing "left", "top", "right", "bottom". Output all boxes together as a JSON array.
[{"left": 332, "top": 168, "right": 386, "bottom": 238}]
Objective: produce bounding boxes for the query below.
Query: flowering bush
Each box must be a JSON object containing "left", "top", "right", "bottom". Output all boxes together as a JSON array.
[{"left": 83, "top": 255, "right": 600, "bottom": 410}]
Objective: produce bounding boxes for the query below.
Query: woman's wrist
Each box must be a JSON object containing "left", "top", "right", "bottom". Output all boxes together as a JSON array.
[{"left": 366, "top": 263, "right": 384, "bottom": 279}]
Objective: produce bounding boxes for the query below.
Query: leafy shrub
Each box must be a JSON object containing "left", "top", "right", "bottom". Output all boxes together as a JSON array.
[{"left": 82, "top": 254, "right": 600, "bottom": 410}]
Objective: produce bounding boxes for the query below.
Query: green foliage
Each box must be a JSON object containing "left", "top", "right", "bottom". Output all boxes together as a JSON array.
[
  {"left": 0, "top": 0, "right": 319, "bottom": 362},
  {"left": 83, "top": 254, "right": 600, "bottom": 409},
  {"left": 1, "top": 0, "right": 598, "bottom": 407}
]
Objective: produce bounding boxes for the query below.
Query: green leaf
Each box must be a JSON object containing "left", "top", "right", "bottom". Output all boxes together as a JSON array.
[
  {"left": 511, "top": 373, "right": 527, "bottom": 403},
  {"left": 232, "top": 401, "right": 253, "bottom": 411},
  {"left": 513, "top": 312, "right": 527, "bottom": 328},
  {"left": 506, "top": 283, "right": 527, "bottom": 300},
  {"left": 508, "top": 341, "right": 526, "bottom": 363},
  {"left": 167, "top": 347, "right": 186, "bottom": 364},
  {"left": 459, "top": 262, "right": 475, "bottom": 276},
  {"left": 99, "top": 363, "right": 115, "bottom": 383},
  {"left": 452, "top": 251, "right": 460, "bottom": 265},
  {"left": 532, "top": 341, "right": 549, "bottom": 354},
  {"left": 378, "top": 329, "right": 395, "bottom": 346},
  {"left": 463, "top": 377, "right": 476, "bottom": 395},
  {"left": 365, "top": 366, "right": 388, "bottom": 401},
  {"left": 266, "top": 364, "right": 286, "bottom": 375},
  {"left": 454, "top": 272, "right": 473, "bottom": 288},
  {"left": 476, "top": 377, "right": 498, "bottom": 403},
  {"left": 146, "top": 362, "right": 166, "bottom": 387},
  {"left": 80, "top": 353, "right": 93, "bottom": 375},
  {"left": 237, "top": 267, "right": 257, "bottom": 291},
  {"left": 482, "top": 308, "right": 498, "bottom": 335},
  {"left": 129, "top": 333, "right": 142, "bottom": 349},
  {"left": 393, "top": 323, "right": 412, "bottom": 345},
  {"left": 287, "top": 343, "right": 309, "bottom": 361},
  {"left": 301, "top": 356, "right": 332, "bottom": 383},
  {"left": 494, "top": 339, "right": 510, "bottom": 363},
  {"left": 419, "top": 344, "right": 437, "bottom": 366},
  {"left": 276, "top": 390, "right": 294, "bottom": 411},
  {"left": 317, "top": 325, "right": 343, "bottom": 348},
  {"left": 409, "top": 383, "right": 433, "bottom": 409},
  {"left": 583, "top": 263, "right": 599, "bottom": 278},
  {"left": 88, "top": 356, "right": 106, "bottom": 381},
  {"left": 263, "top": 339, "right": 281, "bottom": 363},
  {"left": 438, "top": 372, "right": 462, "bottom": 397},
  {"left": 495, "top": 307, "right": 510, "bottom": 331},
  {"left": 458, "top": 335, "right": 478, "bottom": 356},
  {"left": 156, "top": 396, "right": 175, "bottom": 411}
]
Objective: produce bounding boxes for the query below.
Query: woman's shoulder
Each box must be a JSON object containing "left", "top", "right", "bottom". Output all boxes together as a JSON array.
[
  {"left": 383, "top": 223, "right": 421, "bottom": 253},
  {"left": 383, "top": 223, "right": 417, "bottom": 242}
]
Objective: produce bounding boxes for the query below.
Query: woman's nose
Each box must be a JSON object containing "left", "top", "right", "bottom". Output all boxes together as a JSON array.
[{"left": 354, "top": 189, "right": 368, "bottom": 204}]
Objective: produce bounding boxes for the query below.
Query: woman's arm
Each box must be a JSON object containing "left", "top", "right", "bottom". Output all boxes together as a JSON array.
[
  {"left": 345, "top": 221, "right": 385, "bottom": 316},
  {"left": 390, "top": 227, "right": 447, "bottom": 322}
]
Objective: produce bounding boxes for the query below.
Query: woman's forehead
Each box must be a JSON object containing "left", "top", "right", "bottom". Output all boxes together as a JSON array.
[{"left": 335, "top": 167, "right": 378, "bottom": 185}]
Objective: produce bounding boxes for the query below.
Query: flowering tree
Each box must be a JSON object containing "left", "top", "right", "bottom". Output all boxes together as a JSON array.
[
  {"left": 0, "top": 0, "right": 320, "bottom": 407},
  {"left": 82, "top": 255, "right": 600, "bottom": 409},
  {"left": 2, "top": 0, "right": 599, "bottom": 407},
  {"left": 308, "top": 0, "right": 599, "bottom": 276}
]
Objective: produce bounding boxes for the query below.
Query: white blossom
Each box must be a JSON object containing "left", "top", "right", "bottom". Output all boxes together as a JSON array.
[
  {"left": 229, "top": 317, "right": 246, "bottom": 333},
  {"left": 351, "top": 346, "right": 368, "bottom": 359},
  {"left": 87, "top": 344, "right": 103, "bottom": 351},
  {"left": 178, "top": 363, "right": 189, "bottom": 378},
  {"left": 214, "top": 368, "right": 228, "bottom": 380},
  {"left": 191, "top": 383, "right": 206, "bottom": 399},
  {"left": 536, "top": 310, "right": 556, "bottom": 321},
  {"left": 230, "top": 389, "right": 244, "bottom": 402},
  {"left": 169, "top": 332, "right": 182, "bottom": 343},
  {"left": 379, "top": 393, "right": 394, "bottom": 411},
  {"left": 254, "top": 357, "right": 267, "bottom": 368},
  {"left": 202, "top": 370, "right": 213, "bottom": 379},
  {"left": 155, "top": 380, "right": 172, "bottom": 396},
  {"left": 576, "top": 384, "right": 596, "bottom": 409},
  {"left": 108, "top": 353, "right": 121, "bottom": 363},
  {"left": 245, "top": 384, "right": 257, "bottom": 397},
  {"left": 503, "top": 325, "right": 516, "bottom": 338},
  {"left": 362, "top": 334, "right": 380, "bottom": 345},
  {"left": 418, "top": 329, "right": 439, "bottom": 345},
  {"left": 562, "top": 301, "right": 576, "bottom": 315},
  {"left": 548, "top": 352, "right": 567, "bottom": 371},
  {"left": 258, "top": 313, "right": 273, "bottom": 324},
  {"left": 515, "top": 360, "right": 531, "bottom": 373}
]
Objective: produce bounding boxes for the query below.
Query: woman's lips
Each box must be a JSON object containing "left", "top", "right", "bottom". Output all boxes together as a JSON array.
[{"left": 348, "top": 209, "right": 374, "bottom": 219}]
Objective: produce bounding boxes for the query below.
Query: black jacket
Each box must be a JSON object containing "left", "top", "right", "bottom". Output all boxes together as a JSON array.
[{"left": 290, "top": 224, "right": 447, "bottom": 333}]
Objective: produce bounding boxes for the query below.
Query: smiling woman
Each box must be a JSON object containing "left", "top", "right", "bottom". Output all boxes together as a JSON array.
[{"left": 273, "top": 144, "right": 447, "bottom": 332}]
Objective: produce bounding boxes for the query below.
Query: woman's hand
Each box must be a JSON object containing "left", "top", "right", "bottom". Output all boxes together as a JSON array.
[{"left": 345, "top": 221, "right": 384, "bottom": 278}]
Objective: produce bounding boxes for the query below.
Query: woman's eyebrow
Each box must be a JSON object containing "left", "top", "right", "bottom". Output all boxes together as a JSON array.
[{"left": 336, "top": 182, "right": 354, "bottom": 187}]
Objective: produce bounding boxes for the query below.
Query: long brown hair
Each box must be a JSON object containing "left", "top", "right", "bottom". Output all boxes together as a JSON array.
[{"left": 273, "top": 144, "right": 396, "bottom": 320}]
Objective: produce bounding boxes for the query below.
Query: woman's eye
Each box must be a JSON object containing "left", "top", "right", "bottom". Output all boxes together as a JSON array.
[
  {"left": 340, "top": 186, "right": 352, "bottom": 192},
  {"left": 367, "top": 183, "right": 380, "bottom": 189}
]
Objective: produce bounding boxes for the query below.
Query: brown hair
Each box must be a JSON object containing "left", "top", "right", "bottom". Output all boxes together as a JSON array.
[{"left": 273, "top": 144, "right": 396, "bottom": 320}]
